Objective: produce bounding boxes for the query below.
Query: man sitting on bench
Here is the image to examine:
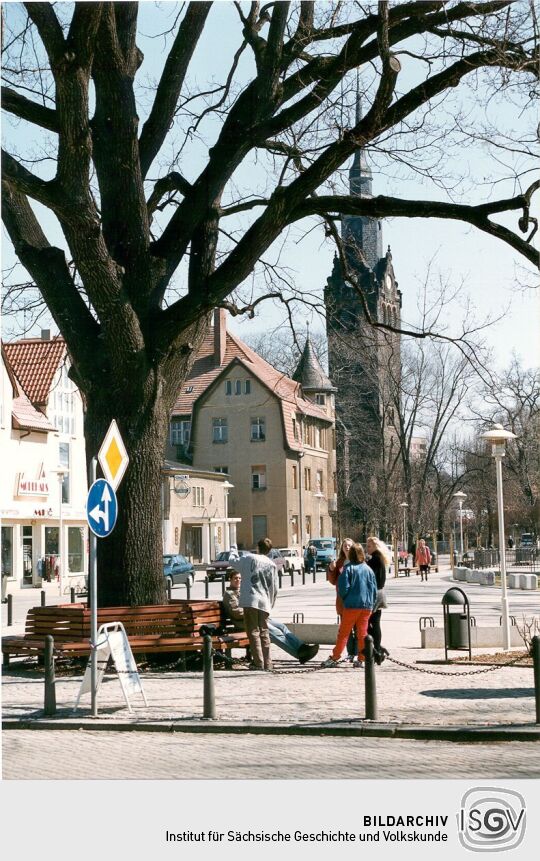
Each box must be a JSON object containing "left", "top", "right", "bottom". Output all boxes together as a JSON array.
[{"left": 223, "top": 571, "right": 318, "bottom": 664}]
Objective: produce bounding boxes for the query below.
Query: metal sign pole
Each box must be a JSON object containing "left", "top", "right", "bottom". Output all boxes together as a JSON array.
[{"left": 89, "top": 457, "right": 98, "bottom": 717}]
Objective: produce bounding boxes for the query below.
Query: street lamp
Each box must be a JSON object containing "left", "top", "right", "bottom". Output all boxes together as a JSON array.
[
  {"left": 51, "top": 467, "right": 69, "bottom": 598},
  {"left": 481, "top": 423, "right": 517, "bottom": 651},
  {"left": 222, "top": 480, "right": 234, "bottom": 550},
  {"left": 453, "top": 491, "right": 467, "bottom": 562},
  {"left": 314, "top": 490, "right": 324, "bottom": 537},
  {"left": 400, "top": 502, "right": 409, "bottom": 554}
]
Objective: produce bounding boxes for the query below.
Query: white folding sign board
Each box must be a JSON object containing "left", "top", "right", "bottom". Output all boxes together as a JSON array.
[
  {"left": 97, "top": 419, "right": 129, "bottom": 490},
  {"left": 74, "top": 622, "right": 147, "bottom": 713}
]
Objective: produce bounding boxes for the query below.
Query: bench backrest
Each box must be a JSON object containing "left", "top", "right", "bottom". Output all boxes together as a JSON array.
[{"left": 27, "top": 601, "right": 227, "bottom": 640}]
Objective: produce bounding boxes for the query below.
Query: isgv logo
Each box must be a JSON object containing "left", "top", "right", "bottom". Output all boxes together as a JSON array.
[{"left": 458, "top": 787, "right": 526, "bottom": 852}]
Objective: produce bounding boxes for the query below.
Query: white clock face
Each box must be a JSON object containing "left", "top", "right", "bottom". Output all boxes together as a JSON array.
[{"left": 385, "top": 274, "right": 392, "bottom": 292}]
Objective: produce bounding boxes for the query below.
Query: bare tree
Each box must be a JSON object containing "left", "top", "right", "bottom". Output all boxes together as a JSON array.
[{"left": 2, "top": 2, "right": 538, "bottom": 604}]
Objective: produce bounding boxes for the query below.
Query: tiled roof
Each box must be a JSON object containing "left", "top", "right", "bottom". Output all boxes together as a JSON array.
[
  {"left": 3, "top": 336, "right": 66, "bottom": 406},
  {"left": 172, "top": 325, "right": 331, "bottom": 452},
  {"left": 2, "top": 346, "right": 56, "bottom": 433}
]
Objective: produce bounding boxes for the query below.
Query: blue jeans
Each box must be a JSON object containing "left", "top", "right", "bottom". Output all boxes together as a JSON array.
[{"left": 268, "top": 618, "right": 304, "bottom": 659}]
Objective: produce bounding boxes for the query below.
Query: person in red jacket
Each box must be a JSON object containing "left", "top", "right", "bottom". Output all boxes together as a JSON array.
[{"left": 415, "top": 539, "right": 432, "bottom": 582}]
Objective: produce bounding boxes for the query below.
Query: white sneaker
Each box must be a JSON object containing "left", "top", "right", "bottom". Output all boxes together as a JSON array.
[{"left": 320, "top": 657, "right": 339, "bottom": 668}]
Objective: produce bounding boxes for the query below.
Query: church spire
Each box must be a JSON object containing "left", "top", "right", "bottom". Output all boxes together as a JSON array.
[{"left": 349, "top": 85, "right": 372, "bottom": 197}]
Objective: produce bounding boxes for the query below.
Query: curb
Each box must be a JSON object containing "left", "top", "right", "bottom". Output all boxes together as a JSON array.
[{"left": 3, "top": 718, "right": 540, "bottom": 742}]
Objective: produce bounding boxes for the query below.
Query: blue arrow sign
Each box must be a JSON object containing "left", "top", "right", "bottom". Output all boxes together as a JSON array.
[{"left": 87, "top": 479, "right": 118, "bottom": 538}]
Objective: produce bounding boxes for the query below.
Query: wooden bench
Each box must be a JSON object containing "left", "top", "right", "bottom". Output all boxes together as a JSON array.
[{"left": 2, "top": 600, "right": 249, "bottom": 665}]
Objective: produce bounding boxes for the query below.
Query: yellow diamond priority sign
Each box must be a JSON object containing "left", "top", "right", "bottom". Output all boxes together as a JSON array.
[{"left": 98, "top": 419, "right": 129, "bottom": 490}]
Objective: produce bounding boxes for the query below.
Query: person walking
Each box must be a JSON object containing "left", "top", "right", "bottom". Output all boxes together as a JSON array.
[
  {"left": 321, "top": 543, "right": 377, "bottom": 668},
  {"left": 223, "top": 571, "right": 319, "bottom": 663},
  {"left": 327, "top": 537, "right": 355, "bottom": 660},
  {"left": 365, "top": 536, "right": 391, "bottom": 665},
  {"left": 415, "top": 538, "right": 432, "bottom": 582},
  {"left": 229, "top": 538, "right": 278, "bottom": 671}
]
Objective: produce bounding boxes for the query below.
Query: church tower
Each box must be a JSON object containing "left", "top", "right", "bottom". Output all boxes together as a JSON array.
[{"left": 324, "top": 99, "right": 402, "bottom": 539}]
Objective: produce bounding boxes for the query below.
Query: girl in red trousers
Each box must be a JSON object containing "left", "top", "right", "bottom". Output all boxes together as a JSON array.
[
  {"left": 415, "top": 538, "right": 432, "bottom": 582},
  {"left": 327, "top": 537, "right": 355, "bottom": 659},
  {"left": 321, "top": 543, "right": 377, "bottom": 668}
]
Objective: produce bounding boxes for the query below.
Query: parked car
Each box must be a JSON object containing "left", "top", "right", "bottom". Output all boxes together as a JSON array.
[
  {"left": 162, "top": 554, "right": 194, "bottom": 588},
  {"left": 277, "top": 548, "right": 304, "bottom": 573},
  {"left": 267, "top": 548, "right": 286, "bottom": 572},
  {"left": 305, "top": 537, "right": 336, "bottom": 570},
  {"left": 520, "top": 533, "right": 535, "bottom": 548},
  {"left": 206, "top": 549, "right": 248, "bottom": 581}
]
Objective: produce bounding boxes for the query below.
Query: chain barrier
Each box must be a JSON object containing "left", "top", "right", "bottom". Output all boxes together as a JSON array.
[{"left": 385, "top": 652, "right": 530, "bottom": 676}]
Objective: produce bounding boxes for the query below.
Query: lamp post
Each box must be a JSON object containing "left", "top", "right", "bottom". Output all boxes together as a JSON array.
[
  {"left": 453, "top": 491, "right": 467, "bottom": 562},
  {"left": 481, "top": 423, "right": 517, "bottom": 651},
  {"left": 222, "top": 480, "right": 234, "bottom": 550},
  {"left": 314, "top": 490, "right": 324, "bottom": 537},
  {"left": 52, "top": 467, "right": 69, "bottom": 598},
  {"left": 298, "top": 450, "right": 305, "bottom": 552},
  {"left": 400, "top": 502, "right": 409, "bottom": 555}
]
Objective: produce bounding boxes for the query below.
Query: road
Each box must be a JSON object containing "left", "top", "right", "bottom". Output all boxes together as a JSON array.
[{"left": 3, "top": 730, "right": 540, "bottom": 779}]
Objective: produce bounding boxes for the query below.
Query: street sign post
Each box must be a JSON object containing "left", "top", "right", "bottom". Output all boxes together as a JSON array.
[
  {"left": 87, "top": 479, "right": 118, "bottom": 538},
  {"left": 88, "top": 420, "right": 129, "bottom": 717}
]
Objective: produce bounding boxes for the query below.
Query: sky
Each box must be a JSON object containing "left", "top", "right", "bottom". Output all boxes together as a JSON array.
[{"left": 2, "top": 0, "right": 539, "bottom": 373}]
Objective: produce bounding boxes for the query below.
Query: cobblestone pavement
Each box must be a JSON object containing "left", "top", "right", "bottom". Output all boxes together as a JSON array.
[
  {"left": 3, "top": 730, "right": 540, "bottom": 779},
  {"left": 3, "top": 560, "right": 540, "bottom": 728}
]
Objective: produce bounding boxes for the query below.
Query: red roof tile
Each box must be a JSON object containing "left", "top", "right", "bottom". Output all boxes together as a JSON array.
[{"left": 3, "top": 336, "right": 66, "bottom": 406}]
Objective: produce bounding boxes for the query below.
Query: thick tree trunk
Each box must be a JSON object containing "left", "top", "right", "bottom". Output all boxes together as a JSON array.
[{"left": 83, "top": 323, "right": 208, "bottom": 606}]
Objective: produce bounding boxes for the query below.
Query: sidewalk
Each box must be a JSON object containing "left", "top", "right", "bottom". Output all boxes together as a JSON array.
[{"left": 3, "top": 559, "right": 540, "bottom": 741}]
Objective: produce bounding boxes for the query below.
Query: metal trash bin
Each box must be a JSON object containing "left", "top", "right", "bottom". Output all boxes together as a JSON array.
[{"left": 442, "top": 587, "right": 472, "bottom": 661}]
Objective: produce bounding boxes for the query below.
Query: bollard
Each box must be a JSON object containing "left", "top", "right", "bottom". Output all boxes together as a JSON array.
[
  {"left": 312, "top": 567, "right": 316, "bottom": 584},
  {"left": 302, "top": 569, "right": 306, "bottom": 586},
  {"left": 278, "top": 571, "right": 282, "bottom": 589},
  {"left": 204, "top": 575, "right": 209, "bottom": 599},
  {"left": 186, "top": 578, "right": 191, "bottom": 600},
  {"left": 166, "top": 579, "right": 172, "bottom": 602},
  {"left": 290, "top": 570, "right": 295, "bottom": 588},
  {"left": 70, "top": 587, "right": 76, "bottom": 603},
  {"left": 44, "top": 635, "right": 56, "bottom": 716},
  {"left": 41, "top": 590, "right": 46, "bottom": 607},
  {"left": 221, "top": 576, "right": 226, "bottom": 597},
  {"left": 203, "top": 634, "right": 216, "bottom": 719},
  {"left": 363, "top": 635, "right": 378, "bottom": 721},
  {"left": 7, "top": 593, "right": 13, "bottom": 627},
  {"left": 533, "top": 635, "right": 540, "bottom": 725}
]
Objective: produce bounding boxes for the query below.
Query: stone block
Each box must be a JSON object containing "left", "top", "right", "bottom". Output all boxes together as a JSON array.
[
  {"left": 520, "top": 574, "right": 537, "bottom": 590},
  {"left": 479, "top": 571, "right": 495, "bottom": 586},
  {"left": 465, "top": 570, "right": 482, "bottom": 584},
  {"left": 453, "top": 567, "right": 468, "bottom": 581},
  {"left": 508, "top": 573, "right": 521, "bottom": 589},
  {"left": 421, "top": 625, "right": 523, "bottom": 648}
]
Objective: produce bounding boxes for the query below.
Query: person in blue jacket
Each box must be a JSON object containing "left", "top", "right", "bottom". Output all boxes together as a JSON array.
[{"left": 321, "top": 543, "right": 377, "bottom": 668}]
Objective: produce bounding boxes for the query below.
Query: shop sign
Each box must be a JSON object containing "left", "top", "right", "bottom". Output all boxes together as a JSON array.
[{"left": 17, "top": 463, "right": 49, "bottom": 496}]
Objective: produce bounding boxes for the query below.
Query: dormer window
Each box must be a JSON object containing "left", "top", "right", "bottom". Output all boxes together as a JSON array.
[{"left": 315, "top": 394, "right": 326, "bottom": 406}]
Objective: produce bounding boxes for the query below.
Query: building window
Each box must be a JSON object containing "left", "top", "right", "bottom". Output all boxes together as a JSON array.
[
  {"left": 316, "top": 394, "right": 326, "bottom": 406},
  {"left": 316, "top": 470, "right": 323, "bottom": 493},
  {"left": 291, "top": 515, "right": 299, "bottom": 545},
  {"left": 45, "top": 526, "right": 59, "bottom": 555},
  {"left": 252, "top": 515, "right": 268, "bottom": 545},
  {"left": 214, "top": 466, "right": 229, "bottom": 474},
  {"left": 68, "top": 527, "right": 84, "bottom": 573},
  {"left": 212, "top": 417, "right": 228, "bottom": 443},
  {"left": 244, "top": 380, "right": 251, "bottom": 394},
  {"left": 50, "top": 361, "right": 76, "bottom": 435},
  {"left": 235, "top": 380, "right": 242, "bottom": 395},
  {"left": 59, "top": 441, "right": 70, "bottom": 504},
  {"left": 305, "top": 515, "right": 312, "bottom": 540},
  {"left": 315, "top": 425, "right": 321, "bottom": 448},
  {"left": 193, "top": 486, "right": 205, "bottom": 506},
  {"left": 304, "top": 467, "right": 311, "bottom": 491},
  {"left": 292, "top": 417, "right": 297, "bottom": 440},
  {"left": 250, "top": 417, "right": 265, "bottom": 441},
  {"left": 251, "top": 465, "right": 267, "bottom": 490},
  {"left": 225, "top": 380, "right": 232, "bottom": 396},
  {"left": 170, "top": 419, "right": 191, "bottom": 447},
  {"left": 292, "top": 465, "right": 298, "bottom": 490}
]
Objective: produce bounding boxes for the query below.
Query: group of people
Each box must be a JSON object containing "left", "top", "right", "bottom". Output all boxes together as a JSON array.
[{"left": 224, "top": 534, "right": 394, "bottom": 671}]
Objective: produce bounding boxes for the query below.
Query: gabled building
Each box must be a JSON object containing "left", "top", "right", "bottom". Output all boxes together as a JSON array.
[
  {"left": 1, "top": 333, "right": 88, "bottom": 591},
  {"left": 166, "top": 311, "right": 336, "bottom": 551}
]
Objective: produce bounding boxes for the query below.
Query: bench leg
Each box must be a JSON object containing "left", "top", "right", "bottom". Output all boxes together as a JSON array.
[{"left": 3, "top": 652, "right": 10, "bottom": 667}]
